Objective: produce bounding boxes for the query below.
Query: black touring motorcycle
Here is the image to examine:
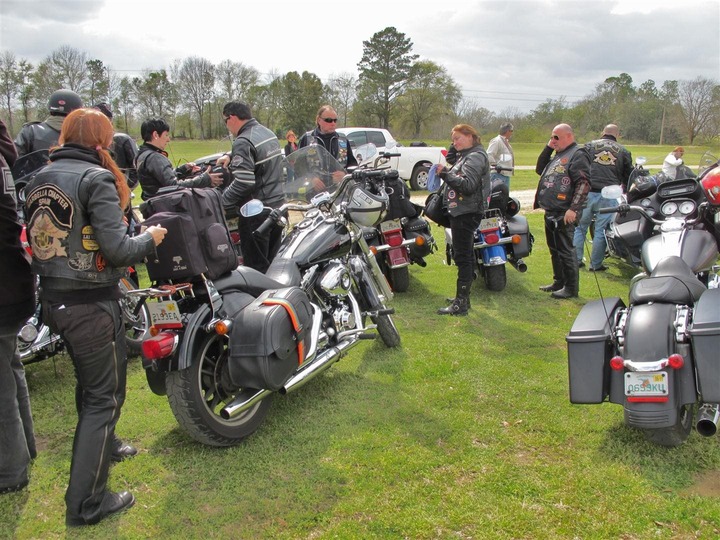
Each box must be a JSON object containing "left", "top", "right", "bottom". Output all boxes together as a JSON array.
[{"left": 134, "top": 144, "right": 400, "bottom": 446}]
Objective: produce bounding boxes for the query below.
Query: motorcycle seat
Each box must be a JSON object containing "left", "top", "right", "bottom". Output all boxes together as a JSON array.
[
  {"left": 265, "top": 258, "right": 303, "bottom": 288},
  {"left": 629, "top": 256, "right": 707, "bottom": 305},
  {"left": 213, "top": 266, "right": 286, "bottom": 297}
]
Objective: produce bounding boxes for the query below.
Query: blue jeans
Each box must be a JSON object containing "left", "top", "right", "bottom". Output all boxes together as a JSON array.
[
  {"left": 491, "top": 172, "right": 510, "bottom": 190},
  {"left": 573, "top": 191, "right": 618, "bottom": 269},
  {"left": 0, "top": 322, "right": 36, "bottom": 490}
]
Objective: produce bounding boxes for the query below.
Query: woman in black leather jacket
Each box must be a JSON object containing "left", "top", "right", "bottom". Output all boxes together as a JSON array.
[
  {"left": 434, "top": 124, "right": 490, "bottom": 315},
  {"left": 24, "top": 108, "right": 167, "bottom": 527}
]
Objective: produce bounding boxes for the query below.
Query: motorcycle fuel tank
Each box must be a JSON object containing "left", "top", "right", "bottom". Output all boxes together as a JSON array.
[
  {"left": 641, "top": 227, "right": 719, "bottom": 274},
  {"left": 275, "top": 218, "right": 352, "bottom": 268}
]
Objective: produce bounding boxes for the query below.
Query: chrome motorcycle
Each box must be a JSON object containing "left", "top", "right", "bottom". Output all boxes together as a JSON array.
[{"left": 136, "top": 144, "right": 400, "bottom": 446}]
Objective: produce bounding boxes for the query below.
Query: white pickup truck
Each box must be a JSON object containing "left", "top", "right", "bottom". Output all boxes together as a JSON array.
[{"left": 337, "top": 127, "right": 446, "bottom": 190}]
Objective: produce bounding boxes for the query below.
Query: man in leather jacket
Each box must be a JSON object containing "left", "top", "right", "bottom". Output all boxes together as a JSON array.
[
  {"left": 0, "top": 118, "right": 36, "bottom": 495},
  {"left": 136, "top": 118, "right": 222, "bottom": 200},
  {"left": 14, "top": 89, "right": 83, "bottom": 157},
  {"left": 535, "top": 123, "right": 590, "bottom": 299},
  {"left": 219, "top": 101, "right": 285, "bottom": 273},
  {"left": 573, "top": 124, "right": 632, "bottom": 271}
]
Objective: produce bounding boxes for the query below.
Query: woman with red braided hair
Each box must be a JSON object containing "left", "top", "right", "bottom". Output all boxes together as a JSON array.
[{"left": 24, "top": 108, "right": 167, "bottom": 527}]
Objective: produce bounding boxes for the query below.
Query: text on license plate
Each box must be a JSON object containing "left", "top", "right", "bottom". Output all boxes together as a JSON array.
[
  {"left": 380, "top": 219, "right": 402, "bottom": 233},
  {"left": 480, "top": 217, "right": 500, "bottom": 230},
  {"left": 147, "top": 300, "right": 183, "bottom": 329},
  {"left": 624, "top": 371, "right": 668, "bottom": 396}
]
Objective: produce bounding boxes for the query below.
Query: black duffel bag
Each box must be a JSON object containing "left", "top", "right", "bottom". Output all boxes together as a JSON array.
[{"left": 423, "top": 190, "right": 450, "bottom": 228}]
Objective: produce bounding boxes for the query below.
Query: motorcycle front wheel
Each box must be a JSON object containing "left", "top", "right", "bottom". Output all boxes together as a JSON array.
[
  {"left": 643, "top": 403, "right": 694, "bottom": 447},
  {"left": 165, "top": 332, "right": 272, "bottom": 447}
]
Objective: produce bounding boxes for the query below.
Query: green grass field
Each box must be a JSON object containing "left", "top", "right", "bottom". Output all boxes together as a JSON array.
[{"left": 4, "top": 209, "right": 720, "bottom": 538}]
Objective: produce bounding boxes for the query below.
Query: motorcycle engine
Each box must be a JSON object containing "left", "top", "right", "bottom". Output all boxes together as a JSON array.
[{"left": 318, "top": 261, "right": 352, "bottom": 297}]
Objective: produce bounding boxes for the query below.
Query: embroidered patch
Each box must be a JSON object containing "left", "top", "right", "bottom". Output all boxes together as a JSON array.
[
  {"left": 25, "top": 184, "right": 74, "bottom": 261},
  {"left": 95, "top": 253, "right": 107, "bottom": 272},
  {"left": 231, "top": 155, "right": 244, "bottom": 167},
  {"left": 68, "top": 251, "right": 94, "bottom": 271},
  {"left": 81, "top": 225, "right": 99, "bottom": 251},
  {"left": 594, "top": 150, "right": 617, "bottom": 166}
]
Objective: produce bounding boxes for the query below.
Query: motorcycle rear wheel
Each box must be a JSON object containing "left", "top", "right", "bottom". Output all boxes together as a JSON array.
[
  {"left": 166, "top": 332, "right": 272, "bottom": 447},
  {"left": 119, "top": 276, "right": 150, "bottom": 356},
  {"left": 390, "top": 267, "right": 410, "bottom": 293},
  {"left": 483, "top": 264, "right": 507, "bottom": 291},
  {"left": 643, "top": 403, "right": 694, "bottom": 447}
]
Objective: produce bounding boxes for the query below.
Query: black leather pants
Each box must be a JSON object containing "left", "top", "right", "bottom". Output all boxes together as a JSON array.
[
  {"left": 544, "top": 214, "right": 579, "bottom": 293},
  {"left": 43, "top": 299, "right": 127, "bottom": 524}
]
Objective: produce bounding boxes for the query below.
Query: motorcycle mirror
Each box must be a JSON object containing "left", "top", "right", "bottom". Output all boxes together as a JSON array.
[
  {"left": 601, "top": 185, "right": 624, "bottom": 200},
  {"left": 240, "top": 199, "right": 265, "bottom": 217},
  {"left": 636, "top": 156, "right": 647, "bottom": 167}
]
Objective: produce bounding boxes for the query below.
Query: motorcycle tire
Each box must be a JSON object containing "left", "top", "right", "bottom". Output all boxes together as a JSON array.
[
  {"left": 390, "top": 266, "right": 410, "bottom": 293},
  {"left": 119, "top": 276, "right": 150, "bottom": 357},
  {"left": 483, "top": 264, "right": 507, "bottom": 292},
  {"left": 643, "top": 403, "right": 694, "bottom": 448},
  {"left": 165, "top": 331, "right": 272, "bottom": 447}
]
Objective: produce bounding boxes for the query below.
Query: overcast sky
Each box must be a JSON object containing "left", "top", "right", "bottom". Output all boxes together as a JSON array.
[{"left": 1, "top": 0, "right": 718, "bottom": 113}]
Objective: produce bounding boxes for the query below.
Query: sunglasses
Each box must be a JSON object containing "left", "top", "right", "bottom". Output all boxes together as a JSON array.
[
  {"left": 551, "top": 135, "right": 560, "bottom": 140},
  {"left": 223, "top": 116, "right": 232, "bottom": 124},
  {"left": 321, "top": 117, "right": 338, "bottom": 123}
]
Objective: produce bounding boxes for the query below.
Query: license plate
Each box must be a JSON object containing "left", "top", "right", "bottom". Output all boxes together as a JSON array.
[
  {"left": 380, "top": 219, "right": 402, "bottom": 233},
  {"left": 480, "top": 217, "right": 500, "bottom": 230},
  {"left": 624, "top": 371, "right": 668, "bottom": 397},
  {"left": 147, "top": 300, "right": 183, "bottom": 329}
]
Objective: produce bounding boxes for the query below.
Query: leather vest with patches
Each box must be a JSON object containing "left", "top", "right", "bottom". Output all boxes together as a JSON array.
[{"left": 537, "top": 144, "right": 581, "bottom": 214}]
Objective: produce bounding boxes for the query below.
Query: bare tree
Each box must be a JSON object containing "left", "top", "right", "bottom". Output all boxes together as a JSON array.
[
  {"left": 215, "top": 60, "right": 259, "bottom": 101},
  {"left": 0, "top": 51, "right": 20, "bottom": 131},
  {"left": 174, "top": 57, "right": 215, "bottom": 139},
  {"left": 326, "top": 73, "right": 357, "bottom": 127},
  {"left": 677, "top": 77, "right": 720, "bottom": 144}
]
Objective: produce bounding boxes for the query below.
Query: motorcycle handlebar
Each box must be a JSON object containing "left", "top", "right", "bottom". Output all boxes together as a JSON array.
[
  {"left": 253, "top": 208, "right": 283, "bottom": 240},
  {"left": 352, "top": 169, "right": 399, "bottom": 181}
]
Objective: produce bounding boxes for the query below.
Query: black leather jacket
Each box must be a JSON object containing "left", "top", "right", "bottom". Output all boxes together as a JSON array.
[
  {"left": 13, "top": 116, "right": 64, "bottom": 157},
  {"left": 136, "top": 142, "right": 211, "bottom": 200},
  {"left": 222, "top": 118, "right": 285, "bottom": 209},
  {"left": 584, "top": 135, "right": 633, "bottom": 191},
  {"left": 298, "top": 128, "right": 358, "bottom": 169},
  {"left": 536, "top": 142, "right": 590, "bottom": 216},
  {"left": 112, "top": 132, "right": 139, "bottom": 188},
  {"left": 24, "top": 145, "right": 155, "bottom": 294},
  {"left": 439, "top": 144, "right": 491, "bottom": 217}
]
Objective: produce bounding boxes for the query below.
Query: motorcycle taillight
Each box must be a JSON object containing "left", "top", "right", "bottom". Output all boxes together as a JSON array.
[{"left": 142, "top": 332, "right": 176, "bottom": 360}]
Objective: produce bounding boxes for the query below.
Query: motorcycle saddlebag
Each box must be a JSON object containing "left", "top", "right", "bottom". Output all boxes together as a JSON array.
[
  {"left": 566, "top": 297, "right": 625, "bottom": 404},
  {"left": 144, "top": 212, "right": 208, "bottom": 280},
  {"left": 403, "top": 216, "right": 434, "bottom": 259},
  {"left": 506, "top": 215, "right": 532, "bottom": 259},
  {"left": 228, "top": 287, "right": 313, "bottom": 391},
  {"left": 689, "top": 288, "right": 720, "bottom": 402}
]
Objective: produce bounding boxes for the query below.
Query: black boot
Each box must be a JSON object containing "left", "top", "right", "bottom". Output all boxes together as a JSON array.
[
  {"left": 539, "top": 281, "right": 563, "bottom": 292},
  {"left": 438, "top": 280, "right": 471, "bottom": 316}
]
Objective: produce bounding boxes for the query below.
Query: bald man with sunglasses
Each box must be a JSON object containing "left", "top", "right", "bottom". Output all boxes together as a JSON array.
[{"left": 534, "top": 124, "right": 591, "bottom": 299}]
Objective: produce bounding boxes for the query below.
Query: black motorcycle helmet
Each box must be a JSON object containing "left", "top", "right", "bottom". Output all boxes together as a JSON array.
[{"left": 48, "top": 89, "right": 83, "bottom": 116}]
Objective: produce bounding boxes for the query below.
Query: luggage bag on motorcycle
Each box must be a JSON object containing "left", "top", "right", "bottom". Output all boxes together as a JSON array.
[
  {"left": 228, "top": 287, "right": 313, "bottom": 391},
  {"left": 404, "top": 216, "right": 434, "bottom": 259},
  {"left": 141, "top": 187, "right": 236, "bottom": 281},
  {"left": 566, "top": 297, "right": 625, "bottom": 403},
  {"left": 689, "top": 288, "right": 720, "bottom": 402},
  {"left": 506, "top": 215, "right": 533, "bottom": 259}
]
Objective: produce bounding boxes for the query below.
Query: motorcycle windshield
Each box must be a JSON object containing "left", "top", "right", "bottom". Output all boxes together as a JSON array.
[
  {"left": 283, "top": 144, "right": 350, "bottom": 202},
  {"left": 11, "top": 149, "right": 50, "bottom": 184}
]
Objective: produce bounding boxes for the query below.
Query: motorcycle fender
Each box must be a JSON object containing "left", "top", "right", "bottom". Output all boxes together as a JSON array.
[
  {"left": 479, "top": 244, "right": 507, "bottom": 265},
  {"left": 176, "top": 303, "right": 213, "bottom": 371},
  {"left": 387, "top": 246, "right": 410, "bottom": 268}
]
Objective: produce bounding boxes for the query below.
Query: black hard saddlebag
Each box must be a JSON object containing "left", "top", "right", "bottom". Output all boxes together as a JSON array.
[
  {"left": 228, "top": 287, "right": 314, "bottom": 391},
  {"left": 566, "top": 297, "right": 625, "bottom": 404},
  {"left": 141, "top": 187, "right": 236, "bottom": 281},
  {"left": 404, "top": 216, "right": 434, "bottom": 259},
  {"left": 689, "top": 288, "right": 720, "bottom": 403},
  {"left": 506, "top": 215, "right": 533, "bottom": 259}
]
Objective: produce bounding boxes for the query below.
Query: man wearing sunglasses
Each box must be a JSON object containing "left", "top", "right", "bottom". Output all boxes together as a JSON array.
[
  {"left": 299, "top": 105, "right": 358, "bottom": 181},
  {"left": 534, "top": 124, "right": 591, "bottom": 299}
]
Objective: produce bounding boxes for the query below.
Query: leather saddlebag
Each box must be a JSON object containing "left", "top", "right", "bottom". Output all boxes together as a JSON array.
[{"left": 228, "top": 287, "right": 313, "bottom": 391}]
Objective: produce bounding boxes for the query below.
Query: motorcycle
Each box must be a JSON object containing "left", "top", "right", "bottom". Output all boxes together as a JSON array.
[
  {"left": 11, "top": 150, "right": 151, "bottom": 363},
  {"left": 352, "top": 144, "right": 436, "bottom": 292},
  {"left": 444, "top": 170, "right": 533, "bottom": 291},
  {"left": 135, "top": 143, "right": 400, "bottom": 447},
  {"left": 566, "top": 155, "right": 720, "bottom": 447}
]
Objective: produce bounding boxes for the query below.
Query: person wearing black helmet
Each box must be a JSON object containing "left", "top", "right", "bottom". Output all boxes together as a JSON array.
[
  {"left": 14, "top": 89, "right": 83, "bottom": 157},
  {"left": 93, "top": 103, "right": 140, "bottom": 188}
]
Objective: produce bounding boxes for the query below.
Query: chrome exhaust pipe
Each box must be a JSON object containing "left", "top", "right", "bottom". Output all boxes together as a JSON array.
[
  {"left": 220, "top": 388, "right": 273, "bottom": 420},
  {"left": 696, "top": 404, "right": 720, "bottom": 437},
  {"left": 509, "top": 258, "right": 527, "bottom": 273},
  {"left": 280, "top": 338, "right": 360, "bottom": 395}
]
